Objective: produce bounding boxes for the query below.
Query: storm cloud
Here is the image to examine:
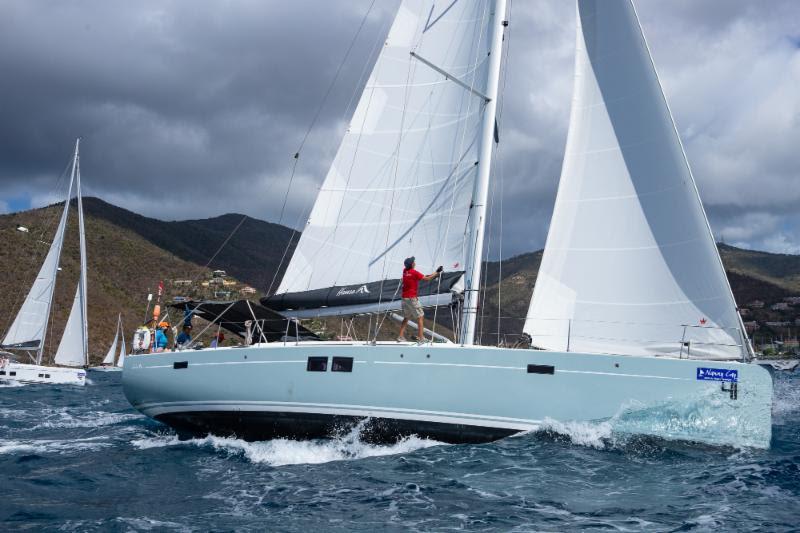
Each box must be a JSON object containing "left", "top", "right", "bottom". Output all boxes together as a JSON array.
[{"left": 0, "top": 0, "right": 798, "bottom": 257}]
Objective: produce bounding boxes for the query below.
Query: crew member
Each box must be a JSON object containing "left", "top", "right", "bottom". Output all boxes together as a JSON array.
[
  {"left": 154, "top": 322, "right": 169, "bottom": 352},
  {"left": 211, "top": 331, "right": 225, "bottom": 348},
  {"left": 176, "top": 325, "right": 192, "bottom": 348},
  {"left": 397, "top": 257, "right": 442, "bottom": 343}
]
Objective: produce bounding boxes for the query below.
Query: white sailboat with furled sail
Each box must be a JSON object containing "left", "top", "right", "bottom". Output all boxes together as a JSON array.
[
  {"left": 0, "top": 140, "right": 89, "bottom": 386},
  {"left": 122, "top": 0, "right": 773, "bottom": 448},
  {"left": 89, "top": 313, "right": 126, "bottom": 372}
]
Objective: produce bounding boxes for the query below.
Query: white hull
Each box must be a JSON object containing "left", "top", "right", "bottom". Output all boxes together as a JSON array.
[
  {"left": 1, "top": 362, "right": 86, "bottom": 385},
  {"left": 123, "top": 342, "right": 773, "bottom": 449}
]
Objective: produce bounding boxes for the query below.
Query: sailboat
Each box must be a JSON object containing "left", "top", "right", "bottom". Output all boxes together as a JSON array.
[
  {"left": 0, "top": 139, "right": 89, "bottom": 386},
  {"left": 122, "top": 0, "right": 773, "bottom": 448},
  {"left": 89, "top": 313, "right": 126, "bottom": 372}
]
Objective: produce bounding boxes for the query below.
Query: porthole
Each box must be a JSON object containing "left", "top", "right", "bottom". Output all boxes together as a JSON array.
[
  {"left": 331, "top": 357, "right": 353, "bottom": 372},
  {"left": 307, "top": 356, "right": 328, "bottom": 372}
]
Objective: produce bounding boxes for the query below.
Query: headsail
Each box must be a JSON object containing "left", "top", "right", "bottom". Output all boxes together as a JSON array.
[
  {"left": 1, "top": 146, "right": 76, "bottom": 360},
  {"left": 55, "top": 286, "right": 88, "bottom": 367},
  {"left": 266, "top": 0, "right": 500, "bottom": 318},
  {"left": 55, "top": 140, "right": 89, "bottom": 367},
  {"left": 524, "top": 0, "right": 745, "bottom": 360},
  {"left": 102, "top": 314, "right": 121, "bottom": 366},
  {"left": 116, "top": 320, "right": 126, "bottom": 368}
]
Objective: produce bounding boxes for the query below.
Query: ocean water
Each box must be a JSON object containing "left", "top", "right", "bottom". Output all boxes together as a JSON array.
[{"left": 1, "top": 373, "right": 798, "bottom": 532}]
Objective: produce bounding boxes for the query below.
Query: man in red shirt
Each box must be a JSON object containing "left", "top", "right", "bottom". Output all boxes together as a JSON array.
[{"left": 398, "top": 256, "right": 443, "bottom": 342}]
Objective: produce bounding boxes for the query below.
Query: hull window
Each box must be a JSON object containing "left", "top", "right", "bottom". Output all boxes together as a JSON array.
[
  {"left": 307, "top": 357, "right": 328, "bottom": 372},
  {"left": 332, "top": 357, "right": 353, "bottom": 372},
  {"left": 173, "top": 361, "right": 189, "bottom": 369},
  {"left": 527, "top": 364, "right": 555, "bottom": 375}
]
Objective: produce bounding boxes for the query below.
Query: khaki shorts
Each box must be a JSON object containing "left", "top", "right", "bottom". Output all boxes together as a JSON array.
[{"left": 402, "top": 297, "right": 424, "bottom": 319}]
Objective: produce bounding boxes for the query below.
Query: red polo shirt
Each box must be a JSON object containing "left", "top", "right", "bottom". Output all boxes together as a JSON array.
[{"left": 402, "top": 268, "right": 424, "bottom": 298}]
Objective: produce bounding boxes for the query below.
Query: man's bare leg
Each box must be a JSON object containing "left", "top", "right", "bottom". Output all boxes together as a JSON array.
[
  {"left": 398, "top": 318, "right": 409, "bottom": 340},
  {"left": 417, "top": 316, "right": 425, "bottom": 342}
]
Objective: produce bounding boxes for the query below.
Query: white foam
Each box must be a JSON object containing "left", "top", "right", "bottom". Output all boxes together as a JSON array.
[
  {"left": 32, "top": 409, "right": 141, "bottom": 430},
  {"left": 132, "top": 422, "right": 443, "bottom": 466},
  {"left": 115, "top": 517, "right": 192, "bottom": 531},
  {"left": 0, "top": 436, "right": 111, "bottom": 455},
  {"left": 772, "top": 376, "right": 800, "bottom": 419},
  {"left": 536, "top": 417, "right": 613, "bottom": 450}
]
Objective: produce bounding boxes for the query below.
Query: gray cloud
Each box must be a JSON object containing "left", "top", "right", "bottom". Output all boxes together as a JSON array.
[{"left": 0, "top": 0, "right": 798, "bottom": 258}]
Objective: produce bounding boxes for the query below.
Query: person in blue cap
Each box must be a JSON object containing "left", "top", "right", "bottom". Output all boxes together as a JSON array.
[{"left": 397, "top": 256, "right": 443, "bottom": 342}]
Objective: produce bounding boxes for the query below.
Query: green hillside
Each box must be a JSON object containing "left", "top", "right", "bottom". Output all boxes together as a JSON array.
[
  {"left": 1, "top": 198, "right": 798, "bottom": 362},
  {"left": 83, "top": 197, "right": 296, "bottom": 291},
  {"left": 719, "top": 243, "right": 800, "bottom": 293},
  {"left": 0, "top": 201, "right": 252, "bottom": 363}
]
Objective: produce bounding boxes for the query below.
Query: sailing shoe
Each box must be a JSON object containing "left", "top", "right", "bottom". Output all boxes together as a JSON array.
[{"left": 396, "top": 336, "right": 407, "bottom": 342}]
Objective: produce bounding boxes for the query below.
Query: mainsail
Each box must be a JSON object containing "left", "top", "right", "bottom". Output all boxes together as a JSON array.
[
  {"left": 1, "top": 147, "right": 76, "bottom": 359},
  {"left": 266, "top": 0, "right": 501, "bottom": 319},
  {"left": 524, "top": 0, "right": 745, "bottom": 360},
  {"left": 55, "top": 141, "right": 89, "bottom": 367}
]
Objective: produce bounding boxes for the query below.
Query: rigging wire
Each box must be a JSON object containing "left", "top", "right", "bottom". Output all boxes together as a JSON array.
[
  {"left": 368, "top": 9, "right": 420, "bottom": 341},
  {"left": 265, "top": 0, "right": 379, "bottom": 297},
  {"left": 494, "top": 0, "right": 513, "bottom": 346},
  {"left": 431, "top": 0, "right": 493, "bottom": 343}
]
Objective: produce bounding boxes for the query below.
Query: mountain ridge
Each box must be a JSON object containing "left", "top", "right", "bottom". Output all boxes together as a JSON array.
[{"left": 1, "top": 198, "right": 798, "bottom": 361}]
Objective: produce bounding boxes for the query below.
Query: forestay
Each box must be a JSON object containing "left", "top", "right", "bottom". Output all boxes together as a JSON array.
[
  {"left": 270, "top": 0, "right": 495, "bottom": 315},
  {"left": 524, "top": 0, "right": 745, "bottom": 360}
]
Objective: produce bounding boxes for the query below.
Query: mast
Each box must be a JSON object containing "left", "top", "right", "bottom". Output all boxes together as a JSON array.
[
  {"left": 75, "top": 138, "right": 89, "bottom": 365},
  {"left": 459, "top": 0, "right": 507, "bottom": 346},
  {"left": 37, "top": 140, "right": 79, "bottom": 365}
]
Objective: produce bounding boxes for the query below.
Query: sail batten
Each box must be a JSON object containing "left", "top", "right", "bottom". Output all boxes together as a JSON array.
[
  {"left": 270, "top": 0, "right": 498, "bottom": 318},
  {"left": 524, "top": 0, "right": 744, "bottom": 360}
]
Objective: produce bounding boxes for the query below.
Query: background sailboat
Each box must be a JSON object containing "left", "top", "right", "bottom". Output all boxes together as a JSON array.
[
  {"left": 0, "top": 139, "right": 89, "bottom": 386},
  {"left": 89, "top": 313, "right": 125, "bottom": 372}
]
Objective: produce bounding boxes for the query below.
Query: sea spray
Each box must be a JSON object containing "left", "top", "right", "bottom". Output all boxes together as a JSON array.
[{"left": 132, "top": 420, "right": 443, "bottom": 466}]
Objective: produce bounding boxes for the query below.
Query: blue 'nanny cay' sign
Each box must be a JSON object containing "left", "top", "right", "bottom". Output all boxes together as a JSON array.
[{"left": 696, "top": 367, "right": 738, "bottom": 383}]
